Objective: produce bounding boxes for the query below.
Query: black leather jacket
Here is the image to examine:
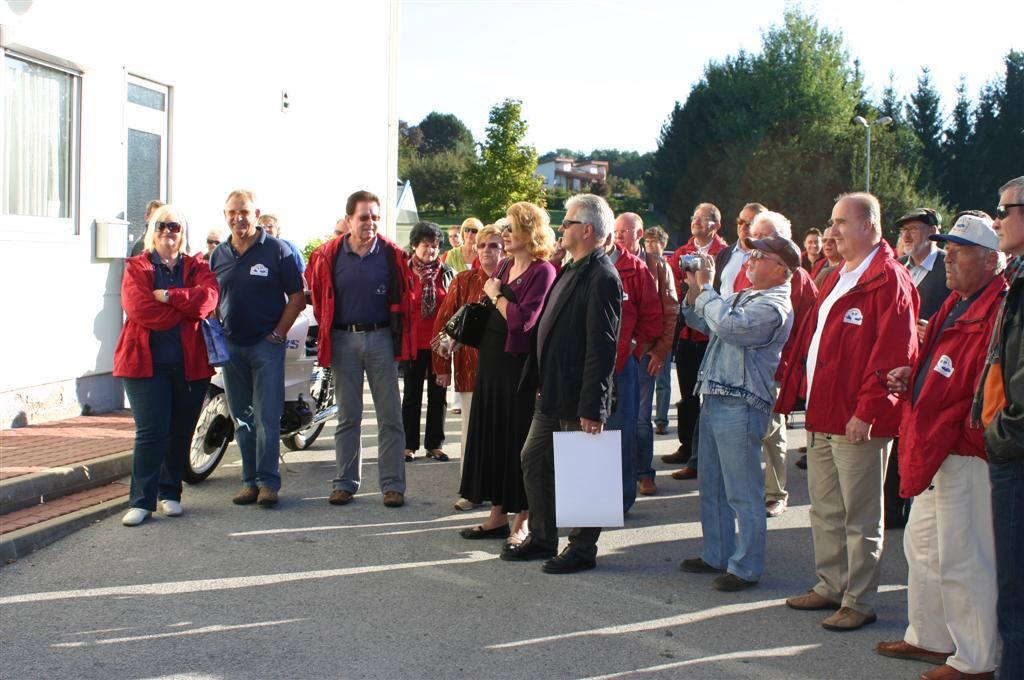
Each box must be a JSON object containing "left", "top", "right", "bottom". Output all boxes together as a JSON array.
[{"left": 986, "top": 266, "right": 1024, "bottom": 462}]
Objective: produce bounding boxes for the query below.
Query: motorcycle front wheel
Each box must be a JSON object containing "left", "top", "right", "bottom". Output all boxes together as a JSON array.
[
  {"left": 282, "top": 365, "right": 334, "bottom": 451},
  {"left": 185, "top": 387, "right": 233, "bottom": 483}
]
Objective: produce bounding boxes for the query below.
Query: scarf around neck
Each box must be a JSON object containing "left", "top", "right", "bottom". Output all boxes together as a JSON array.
[{"left": 412, "top": 256, "right": 441, "bottom": 318}]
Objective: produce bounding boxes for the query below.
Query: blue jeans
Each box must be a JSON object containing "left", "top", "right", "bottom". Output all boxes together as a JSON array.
[
  {"left": 222, "top": 338, "right": 286, "bottom": 491},
  {"left": 636, "top": 354, "right": 657, "bottom": 483},
  {"left": 654, "top": 354, "right": 672, "bottom": 427},
  {"left": 330, "top": 328, "right": 406, "bottom": 494},
  {"left": 991, "top": 458, "right": 1024, "bottom": 680},
  {"left": 697, "top": 394, "right": 769, "bottom": 581},
  {"left": 606, "top": 355, "right": 639, "bottom": 511},
  {"left": 123, "top": 364, "right": 209, "bottom": 511}
]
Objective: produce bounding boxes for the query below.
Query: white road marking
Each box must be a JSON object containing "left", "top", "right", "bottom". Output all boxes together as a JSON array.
[
  {"left": 579, "top": 644, "right": 820, "bottom": 679},
  {"left": 52, "top": 619, "right": 303, "bottom": 648}
]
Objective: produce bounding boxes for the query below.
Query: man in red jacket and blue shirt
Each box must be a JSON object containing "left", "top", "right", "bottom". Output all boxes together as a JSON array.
[
  {"left": 874, "top": 213, "right": 1005, "bottom": 680},
  {"left": 778, "top": 192, "right": 920, "bottom": 632}
]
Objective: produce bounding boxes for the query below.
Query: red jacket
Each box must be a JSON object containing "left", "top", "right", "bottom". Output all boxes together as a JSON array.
[
  {"left": 774, "top": 267, "right": 819, "bottom": 381},
  {"left": 612, "top": 245, "right": 662, "bottom": 374},
  {"left": 306, "top": 234, "right": 416, "bottom": 366},
  {"left": 777, "top": 241, "right": 920, "bottom": 437},
  {"left": 898, "top": 275, "right": 1007, "bottom": 497},
  {"left": 668, "top": 234, "right": 729, "bottom": 342},
  {"left": 113, "top": 253, "right": 219, "bottom": 381}
]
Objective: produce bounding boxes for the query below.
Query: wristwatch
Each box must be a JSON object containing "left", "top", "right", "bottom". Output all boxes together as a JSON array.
[{"left": 163, "top": 290, "right": 170, "bottom": 302}]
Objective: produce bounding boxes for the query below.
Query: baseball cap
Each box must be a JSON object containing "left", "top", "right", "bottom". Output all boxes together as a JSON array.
[
  {"left": 742, "top": 236, "right": 801, "bottom": 272},
  {"left": 895, "top": 208, "right": 941, "bottom": 229},
  {"left": 930, "top": 213, "right": 998, "bottom": 250}
]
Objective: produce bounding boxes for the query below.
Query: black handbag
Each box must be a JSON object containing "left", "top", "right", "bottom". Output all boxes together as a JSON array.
[{"left": 443, "top": 302, "right": 490, "bottom": 348}]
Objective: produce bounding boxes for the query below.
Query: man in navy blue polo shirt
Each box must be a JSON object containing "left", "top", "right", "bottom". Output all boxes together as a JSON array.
[
  {"left": 307, "top": 190, "right": 413, "bottom": 508},
  {"left": 209, "top": 189, "right": 305, "bottom": 507}
]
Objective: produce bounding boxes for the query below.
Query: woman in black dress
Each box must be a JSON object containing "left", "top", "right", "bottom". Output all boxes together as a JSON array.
[{"left": 458, "top": 202, "right": 556, "bottom": 544}]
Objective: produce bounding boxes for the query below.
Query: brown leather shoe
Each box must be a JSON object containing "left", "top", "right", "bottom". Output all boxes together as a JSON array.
[
  {"left": 328, "top": 489, "right": 354, "bottom": 505},
  {"left": 638, "top": 478, "right": 657, "bottom": 495},
  {"left": 383, "top": 491, "right": 405, "bottom": 507},
  {"left": 660, "top": 447, "right": 689, "bottom": 464},
  {"left": 232, "top": 487, "right": 259, "bottom": 505},
  {"left": 919, "top": 664, "right": 994, "bottom": 680},
  {"left": 671, "top": 466, "right": 697, "bottom": 480},
  {"left": 655, "top": 424, "right": 669, "bottom": 435},
  {"left": 875, "top": 640, "right": 951, "bottom": 665},
  {"left": 256, "top": 487, "right": 279, "bottom": 507},
  {"left": 822, "top": 607, "right": 877, "bottom": 631},
  {"left": 786, "top": 590, "right": 841, "bottom": 610}
]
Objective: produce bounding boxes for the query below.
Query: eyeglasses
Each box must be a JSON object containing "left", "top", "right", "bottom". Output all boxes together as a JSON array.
[
  {"left": 357, "top": 214, "right": 381, "bottom": 223},
  {"left": 560, "top": 219, "right": 585, "bottom": 229},
  {"left": 156, "top": 222, "right": 182, "bottom": 234},
  {"left": 995, "top": 204, "right": 1024, "bottom": 220},
  {"left": 477, "top": 242, "right": 503, "bottom": 250},
  {"left": 463, "top": 228, "right": 479, "bottom": 235},
  {"left": 206, "top": 239, "right": 220, "bottom": 246}
]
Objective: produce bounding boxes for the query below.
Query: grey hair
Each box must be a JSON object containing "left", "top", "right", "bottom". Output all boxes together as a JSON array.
[
  {"left": 751, "top": 210, "right": 792, "bottom": 239},
  {"left": 837, "top": 192, "right": 882, "bottom": 237},
  {"left": 566, "top": 194, "right": 615, "bottom": 242},
  {"left": 993, "top": 250, "right": 1007, "bottom": 275},
  {"left": 999, "top": 176, "right": 1024, "bottom": 204}
]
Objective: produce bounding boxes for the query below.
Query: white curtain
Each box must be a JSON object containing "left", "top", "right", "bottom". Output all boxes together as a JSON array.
[{"left": 4, "top": 57, "right": 70, "bottom": 218}]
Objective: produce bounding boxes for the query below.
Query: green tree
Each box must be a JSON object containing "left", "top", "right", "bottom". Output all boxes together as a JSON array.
[
  {"left": 940, "top": 78, "right": 973, "bottom": 211},
  {"left": 879, "top": 72, "right": 905, "bottom": 125},
  {"left": 906, "top": 68, "right": 944, "bottom": 192},
  {"left": 465, "top": 99, "right": 546, "bottom": 223},
  {"left": 404, "top": 149, "right": 472, "bottom": 214},
  {"left": 417, "top": 112, "right": 474, "bottom": 156}
]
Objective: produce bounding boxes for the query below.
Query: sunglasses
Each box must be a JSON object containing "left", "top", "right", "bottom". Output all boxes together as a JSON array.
[
  {"left": 206, "top": 239, "right": 220, "bottom": 246},
  {"left": 357, "top": 214, "right": 381, "bottom": 223},
  {"left": 749, "top": 249, "right": 785, "bottom": 266},
  {"left": 156, "top": 222, "right": 182, "bottom": 234},
  {"left": 560, "top": 219, "right": 585, "bottom": 229},
  {"left": 477, "top": 242, "right": 503, "bottom": 250},
  {"left": 463, "top": 227, "right": 479, "bottom": 235},
  {"left": 995, "top": 204, "right": 1024, "bottom": 220},
  {"left": 736, "top": 218, "right": 750, "bottom": 227}
]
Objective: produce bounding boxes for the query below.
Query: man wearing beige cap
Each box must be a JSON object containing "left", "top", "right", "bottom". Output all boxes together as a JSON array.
[{"left": 876, "top": 212, "right": 1005, "bottom": 680}]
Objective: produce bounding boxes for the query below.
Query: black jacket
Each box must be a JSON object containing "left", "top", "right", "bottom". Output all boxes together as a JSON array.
[
  {"left": 525, "top": 249, "right": 622, "bottom": 423},
  {"left": 986, "top": 269, "right": 1024, "bottom": 462},
  {"left": 901, "top": 250, "right": 949, "bottom": 321}
]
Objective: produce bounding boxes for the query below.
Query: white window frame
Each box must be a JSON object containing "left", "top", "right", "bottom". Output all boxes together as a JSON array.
[
  {"left": 125, "top": 74, "right": 170, "bottom": 202},
  {"left": 0, "top": 50, "right": 81, "bottom": 237}
]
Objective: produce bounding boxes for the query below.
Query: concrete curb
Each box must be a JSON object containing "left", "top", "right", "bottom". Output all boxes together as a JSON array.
[
  {"left": 0, "top": 494, "right": 129, "bottom": 563},
  {"left": 0, "top": 450, "right": 133, "bottom": 514}
]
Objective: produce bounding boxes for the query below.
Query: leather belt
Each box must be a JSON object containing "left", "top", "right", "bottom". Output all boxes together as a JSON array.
[{"left": 332, "top": 321, "right": 390, "bottom": 332}]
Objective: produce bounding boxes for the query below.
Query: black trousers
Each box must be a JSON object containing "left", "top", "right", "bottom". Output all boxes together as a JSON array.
[
  {"left": 401, "top": 349, "right": 446, "bottom": 451},
  {"left": 675, "top": 339, "right": 708, "bottom": 454},
  {"left": 520, "top": 408, "right": 602, "bottom": 558}
]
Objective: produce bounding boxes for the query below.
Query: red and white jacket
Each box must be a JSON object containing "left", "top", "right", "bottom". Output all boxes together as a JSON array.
[
  {"left": 113, "top": 253, "right": 219, "bottom": 381},
  {"left": 898, "top": 275, "right": 1007, "bottom": 497},
  {"left": 612, "top": 245, "right": 662, "bottom": 374},
  {"left": 777, "top": 241, "right": 919, "bottom": 437}
]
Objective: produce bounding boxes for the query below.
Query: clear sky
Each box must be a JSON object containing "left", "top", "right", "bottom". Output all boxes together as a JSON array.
[{"left": 398, "top": 0, "right": 1020, "bottom": 154}]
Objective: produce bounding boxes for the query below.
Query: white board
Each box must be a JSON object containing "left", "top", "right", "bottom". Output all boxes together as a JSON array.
[{"left": 553, "top": 430, "right": 624, "bottom": 528}]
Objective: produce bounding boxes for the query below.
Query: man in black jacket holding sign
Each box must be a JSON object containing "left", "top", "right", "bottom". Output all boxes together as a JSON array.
[{"left": 502, "top": 193, "right": 622, "bottom": 574}]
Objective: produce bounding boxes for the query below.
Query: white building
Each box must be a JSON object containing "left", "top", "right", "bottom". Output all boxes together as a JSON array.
[
  {"left": 0, "top": 0, "right": 401, "bottom": 427},
  {"left": 534, "top": 157, "right": 609, "bottom": 192}
]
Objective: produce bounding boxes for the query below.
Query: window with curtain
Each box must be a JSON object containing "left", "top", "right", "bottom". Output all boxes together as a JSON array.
[{"left": 3, "top": 55, "right": 76, "bottom": 220}]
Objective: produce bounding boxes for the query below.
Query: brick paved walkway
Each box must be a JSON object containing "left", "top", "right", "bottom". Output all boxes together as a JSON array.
[
  {"left": 0, "top": 481, "right": 129, "bottom": 535},
  {"left": 0, "top": 411, "right": 136, "bottom": 480}
]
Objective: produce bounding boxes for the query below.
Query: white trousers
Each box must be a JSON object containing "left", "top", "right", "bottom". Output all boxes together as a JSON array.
[{"left": 903, "top": 454, "right": 998, "bottom": 674}]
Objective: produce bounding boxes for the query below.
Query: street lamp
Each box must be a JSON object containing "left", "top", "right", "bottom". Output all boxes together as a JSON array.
[{"left": 852, "top": 115, "right": 893, "bottom": 193}]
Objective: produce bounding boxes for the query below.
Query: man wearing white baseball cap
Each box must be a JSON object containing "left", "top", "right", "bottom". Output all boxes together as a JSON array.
[{"left": 876, "top": 211, "right": 1006, "bottom": 680}]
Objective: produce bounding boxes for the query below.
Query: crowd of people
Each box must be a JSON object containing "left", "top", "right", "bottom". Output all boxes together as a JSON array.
[{"left": 113, "top": 178, "right": 1024, "bottom": 679}]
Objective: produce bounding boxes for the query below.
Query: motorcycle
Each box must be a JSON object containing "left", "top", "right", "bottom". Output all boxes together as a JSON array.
[{"left": 185, "top": 307, "right": 337, "bottom": 483}]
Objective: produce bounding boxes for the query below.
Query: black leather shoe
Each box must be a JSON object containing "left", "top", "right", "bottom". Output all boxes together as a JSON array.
[
  {"left": 680, "top": 557, "right": 725, "bottom": 573},
  {"left": 712, "top": 573, "right": 758, "bottom": 591},
  {"left": 500, "top": 538, "right": 557, "bottom": 562},
  {"left": 542, "top": 547, "right": 596, "bottom": 574},
  {"left": 459, "top": 524, "right": 510, "bottom": 540},
  {"left": 795, "top": 454, "right": 807, "bottom": 469},
  {"left": 660, "top": 446, "right": 690, "bottom": 464}
]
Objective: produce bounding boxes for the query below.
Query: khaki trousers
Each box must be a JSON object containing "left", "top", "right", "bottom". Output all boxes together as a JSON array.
[
  {"left": 806, "top": 430, "right": 892, "bottom": 615},
  {"left": 762, "top": 383, "right": 787, "bottom": 503}
]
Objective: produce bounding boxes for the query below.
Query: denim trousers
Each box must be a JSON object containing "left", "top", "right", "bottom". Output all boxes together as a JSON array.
[
  {"left": 520, "top": 408, "right": 601, "bottom": 558},
  {"left": 401, "top": 348, "right": 446, "bottom": 451},
  {"left": 635, "top": 354, "right": 658, "bottom": 483},
  {"left": 330, "top": 328, "right": 406, "bottom": 494},
  {"left": 990, "top": 457, "right": 1024, "bottom": 680},
  {"left": 123, "top": 364, "right": 209, "bottom": 510},
  {"left": 697, "top": 394, "right": 769, "bottom": 581},
  {"left": 654, "top": 354, "right": 672, "bottom": 427},
  {"left": 606, "top": 355, "right": 639, "bottom": 511},
  {"left": 222, "top": 338, "right": 286, "bottom": 491}
]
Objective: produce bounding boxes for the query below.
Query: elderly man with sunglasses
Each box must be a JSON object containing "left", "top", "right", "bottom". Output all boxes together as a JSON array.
[
  {"left": 777, "top": 192, "right": 919, "bottom": 632},
  {"left": 676, "top": 231, "right": 795, "bottom": 592}
]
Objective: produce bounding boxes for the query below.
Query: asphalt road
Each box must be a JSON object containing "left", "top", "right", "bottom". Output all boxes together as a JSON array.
[{"left": 0, "top": 401, "right": 920, "bottom": 680}]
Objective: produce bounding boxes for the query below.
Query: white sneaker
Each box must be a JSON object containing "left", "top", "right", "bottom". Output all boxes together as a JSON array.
[
  {"left": 159, "top": 499, "right": 183, "bottom": 517},
  {"left": 122, "top": 508, "right": 151, "bottom": 526}
]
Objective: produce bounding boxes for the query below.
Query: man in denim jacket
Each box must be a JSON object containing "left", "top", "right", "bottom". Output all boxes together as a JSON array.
[{"left": 677, "top": 235, "right": 796, "bottom": 591}]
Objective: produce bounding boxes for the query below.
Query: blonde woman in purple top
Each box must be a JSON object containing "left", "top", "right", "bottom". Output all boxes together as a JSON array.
[{"left": 458, "top": 202, "right": 556, "bottom": 545}]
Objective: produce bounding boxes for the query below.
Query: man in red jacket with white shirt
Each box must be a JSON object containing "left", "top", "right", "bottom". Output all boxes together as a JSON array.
[
  {"left": 875, "top": 212, "right": 1005, "bottom": 680},
  {"left": 778, "top": 192, "right": 919, "bottom": 632}
]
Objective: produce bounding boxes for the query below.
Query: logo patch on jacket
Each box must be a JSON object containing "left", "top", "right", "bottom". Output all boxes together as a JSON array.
[
  {"left": 843, "top": 308, "right": 863, "bottom": 325},
  {"left": 249, "top": 264, "right": 269, "bottom": 277},
  {"left": 623, "top": 292, "right": 630, "bottom": 301},
  {"left": 933, "top": 354, "right": 954, "bottom": 378},
  {"left": 376, "top": 284, "right": 387, "bottom": 296}
]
